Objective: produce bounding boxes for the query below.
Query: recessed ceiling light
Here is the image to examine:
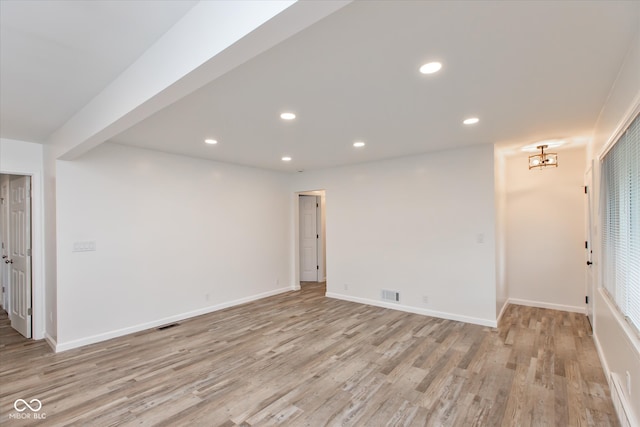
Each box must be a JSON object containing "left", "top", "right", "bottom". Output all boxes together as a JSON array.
[
  {"left": 280, "top": 112, "right": 296, "bottom": 120},
  {"left": 463, "top": 117, "right": 479, "bottom": 125},
  {"left": 282, "top": 156, "right": 292, "bottom": 162},
  {"left": 204, "top": 139, "right": 218, "bottom": 145},
  {"left": 353, "top": 141, "right": 365, "bottom": 148},
  {"left": 419, "top": 62, "right": 442, "bottom": 74}
]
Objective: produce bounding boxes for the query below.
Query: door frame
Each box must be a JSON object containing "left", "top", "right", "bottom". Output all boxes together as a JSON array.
[
  {"left": 0, "top": 170, "right": 44, "bottom": 340},
  {"left": 585, "top": 163, "right": 594, "bottom": 326},
  {"left": 299, "top": 194, "right": 319, "bottom": 282},
  {"left": 8, "top": 175, "right": 33, "bottom": 337},
  {"left": 293, "top": 190, "right": 326, "bottom": 290},
  {"left": 0, "top": 176, "right": 9, "bottom": 310}
]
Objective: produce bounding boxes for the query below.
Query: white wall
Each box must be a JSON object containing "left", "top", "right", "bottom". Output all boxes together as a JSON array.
[
  {"left": 292, "top": 144, "right": 498, "bottom": 326},
  {"left": 55, "top": 143, "right": 292, "bottom": 350},
  {"left": 505, "top": 146, "right": 586, "bottom": 312},
  {"left": 1, "top": 138, "right": 43, "bottom": 172},
  {"left": 494, "top": 148, "right": 508, "bottom": 319},
  {"left": 590, "top": 21, "right": 640, "bottom": 426},
  {"left": 0, "top": 138, "right": 47, "bottom": 340},
  {"left": 43, "top": 145, "right": 57, "bottom": 343}
]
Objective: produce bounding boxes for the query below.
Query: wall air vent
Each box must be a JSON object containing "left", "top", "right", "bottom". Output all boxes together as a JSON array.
[{"left": 381, "top": 289, "right": 400, "bottom": 303}]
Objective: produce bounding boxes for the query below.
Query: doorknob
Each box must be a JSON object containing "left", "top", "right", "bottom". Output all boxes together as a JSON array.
[
  {"left": 4, "top": 259, "right": 12, "bottom": 264},
  {"left": 586, "top": 261, "right": 593, "bottom": 266},
  {"left": 1, "top": 255, "right": 6, "bottom": 259}
]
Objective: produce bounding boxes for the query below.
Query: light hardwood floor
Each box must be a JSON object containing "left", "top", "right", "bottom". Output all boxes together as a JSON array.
[{"left": 0, "top": 283, "right": 618, "bottom": 426}]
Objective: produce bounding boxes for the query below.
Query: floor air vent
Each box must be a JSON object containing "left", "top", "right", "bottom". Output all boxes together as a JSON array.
[
  {"left": 157, "top": 323, "right": 179, "bottom": 331},
  {"left": 610, "top": 373, "right": 632, "bottom": 427},
  {"left": 381, "top": 289, "right": 400, "bottom": 303}
]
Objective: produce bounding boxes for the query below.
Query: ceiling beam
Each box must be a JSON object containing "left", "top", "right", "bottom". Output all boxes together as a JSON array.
[{"left": 49, "top": 0, "right": 351, "bottom": 160}]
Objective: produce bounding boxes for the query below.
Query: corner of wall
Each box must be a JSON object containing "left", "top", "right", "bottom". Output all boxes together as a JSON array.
[
  {"left": 494, "top": 145, "right": 508, "bottom": 318},
  {"left": 43, "top": 145, "right": 58, "bottom": 341}
]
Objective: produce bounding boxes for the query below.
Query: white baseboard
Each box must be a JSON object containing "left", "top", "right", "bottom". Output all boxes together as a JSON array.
[
  {"left": 590, "top": 310, "right": 613, "bottom": 395},
  {"left": 55, "top": 286, "right": 294, "bottom": 352},
  {"left": 507, "top": 298, "right": 585, "bottom": 314},
  {"left": 592, "top": 313, "right": 639, "bottom": 427},
  {"left": 325, "top": 292, "right": 497, "bottom": 328},
  {"left": 44, "top": 332, "right": 57, "bottom": 351},
  {"left": 593, "top": 332, "right": 611, "bottom": 388},
  {"left": 496, "top": 300, "right": 509, "bottom": 323}
]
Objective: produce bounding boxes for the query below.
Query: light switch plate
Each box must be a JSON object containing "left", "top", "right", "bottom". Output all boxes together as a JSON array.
[{"left": 73, "top": 241, "right": 96, "bottom": 252}]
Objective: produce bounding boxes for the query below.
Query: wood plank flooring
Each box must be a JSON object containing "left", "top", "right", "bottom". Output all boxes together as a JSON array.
[{"left": 0, "top": 283, "right": 618, "bottom": 426}]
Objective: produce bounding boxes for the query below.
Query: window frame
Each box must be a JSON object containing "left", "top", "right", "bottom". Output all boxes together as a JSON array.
[{"left": 599, "top": 106, "right": 640, "bottom": 340}]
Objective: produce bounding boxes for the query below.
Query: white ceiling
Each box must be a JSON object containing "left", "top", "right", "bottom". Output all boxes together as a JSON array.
[
  {"left": 0, "top": 0, "right": 197, "bottom": 142},
  {"left": 2, "top": 1, "right": 639, "bottom": 172}
]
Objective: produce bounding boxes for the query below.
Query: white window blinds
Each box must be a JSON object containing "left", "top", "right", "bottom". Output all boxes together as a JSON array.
[{"left": 602, "top": 112, "right": 640, "bottom": 332}]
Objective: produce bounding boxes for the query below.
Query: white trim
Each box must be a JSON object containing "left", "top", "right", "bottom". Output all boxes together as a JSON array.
[
  {"left": 44, "top": 333, "right": 57, "bottom": 352},
  {"left": 593, "top": 331, "right": 612, "bottom": 388},
  {"left": 592, "top": 333, "right": 636, "bottom": 427},
  {"left": 593, "top": 332, "right": 638, "bottom": 427},
  {"left": 610, "top": 372, "right": 636, "bottom": 427},
  {"left": 291, "top": 194, "right": 300, "bottom": 290},
  {"left": 598, "top": 91, "right": 640, "bottom": 159},
  {"left": 496, "top": 300, "right": 509, "bottom": 324},
  {"left": 507, "top": 297, "right": 585, "bottom": 314},
  {"left": 292, "top": 189, "right": 327, "bottom": 289},
  {"left": 326, "top": 292, "right": 497, "bottom": 328},
  {"left": 0, "top": 169, "right": 45, "bottom": 341},
  {"left": 55, "top": 286, "right": 294, "bottom": 352}
]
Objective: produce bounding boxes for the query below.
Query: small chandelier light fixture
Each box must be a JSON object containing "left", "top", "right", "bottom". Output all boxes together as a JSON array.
[{"left": 528, "top": 145, "right": 558, "bottom": 170}]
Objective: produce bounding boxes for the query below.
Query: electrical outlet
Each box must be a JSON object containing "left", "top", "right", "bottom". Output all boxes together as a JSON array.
[
  {"left": 205, "top": 293, "right": 210, "bottom": 301},
  {"left": 422, "top": 296, "right": 429, "bottom": 304},
  {"left": 344, "top": 283, "right": 349, "bottom": 291}
]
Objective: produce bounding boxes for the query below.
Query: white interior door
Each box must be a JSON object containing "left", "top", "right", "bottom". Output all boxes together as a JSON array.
[
  {"left": 585, "top": 166, "right": 594, "bottom": 325},
  {"left": 300, "top": 195, "right": 318, "bottom": 282},
  {"left": 8, "top": 175, "right": 31, "bottom": 338}
]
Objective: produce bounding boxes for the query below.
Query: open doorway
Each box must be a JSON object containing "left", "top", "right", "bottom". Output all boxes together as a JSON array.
[
  {"left": 297, "top": 191, "right": 326, "bottom": 290},
  {"left": 0, "top": 174, "right": 33, "bottom": 338}
]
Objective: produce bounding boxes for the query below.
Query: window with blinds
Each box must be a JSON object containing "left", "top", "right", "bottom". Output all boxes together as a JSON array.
[{"left": 601, "top": 112, "right": 640, "bottom": 332}]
